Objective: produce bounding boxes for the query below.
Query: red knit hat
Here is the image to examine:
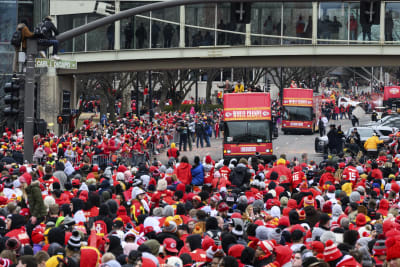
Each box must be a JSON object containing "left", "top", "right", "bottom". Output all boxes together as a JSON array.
[
  {"left": 323, "top": 240, "right": 342, "bottom": 262},
  {"left": 228, "top": 244, "right": 245, "bottom": 259},
  {"left": 278, "top": 216, "right": 290, "bottom": 228},
  {"left": 298, "top": 210, "right": 306, "bottom": 221},
  {"left": 373, "top": 239, "right": 386, "bottom": 256},
  {"left": 392, "top": 182, "right": 400, "bottom": 193},
  {"left": 307, "top": 241, "right": 325, "bottom": 254},
  {"left": 304, "top": 195, "right": 314, "bottom": 207},
  {"left": 386, "top": 236, "right": 400, "bottom": 260},
  {"left": 205, "top": 155, "right": 212, "bottom": 164},
  {"left": 258, "top": 240, "right": 276, "bottom": 257},
  {"left": 356, "top": 213, "right": 367, "bottom": 227},
  {"left": 80, "top": 247, "right": 101, "bottom": 267}
]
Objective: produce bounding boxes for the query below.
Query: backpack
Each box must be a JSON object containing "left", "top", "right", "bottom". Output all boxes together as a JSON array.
[
  {"left": 93, "top": 220, "right": 108, "bottom": 236},
  {"left": 34, "top": 21, "right": 49, "bottom": 38},
  {"left": 205, "top": 230, "right": 221, "bottom": 245},
  {"left": 10, "top": 30, "right": 22, "bottom": 47}
]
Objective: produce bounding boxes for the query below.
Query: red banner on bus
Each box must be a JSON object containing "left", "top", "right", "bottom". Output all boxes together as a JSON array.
[
  {"left": 384, "top": 86, "right": 400, "bottom": 101},
  {"left": 223, "top": 93, "right": 271, "bottom": 121},
  {"left": 283, "top": 88, "right": 313, "bottom": 107}
]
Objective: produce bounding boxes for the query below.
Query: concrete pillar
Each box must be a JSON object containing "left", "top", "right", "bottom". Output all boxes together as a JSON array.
[
  {"left": 115, "top": 0, "right": 121, "bottom": 50},
  {"left": 312, "top": 2, "right": 318, "bottom": 45},
  {"left": 179, "top": 5, "right": 185, "bottom": 48},
  {"left": 380, "top": 1, "right": 385, "bottom": 45},
  {"left": 245, "top": 23, "right": 251, "bottom": 46},
  {"left": 40, "top": 70, "right": 74, "bottom": 135}
]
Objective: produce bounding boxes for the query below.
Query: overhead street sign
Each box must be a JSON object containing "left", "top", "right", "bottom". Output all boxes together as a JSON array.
[{"left": 35, "top": 58, "right": 77, "bottom": 69}]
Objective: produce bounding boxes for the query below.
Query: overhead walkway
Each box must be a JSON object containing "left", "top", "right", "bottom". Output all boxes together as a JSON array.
[
  {"left": 58, "top": 44, "right": 400, "bottom": 74},
  {"left": 54, "top": 0, "right": 400, "bottom": 74}
]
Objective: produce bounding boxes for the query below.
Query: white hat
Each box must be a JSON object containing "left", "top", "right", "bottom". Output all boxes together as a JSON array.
[{"left": 166, "top": 256, "right": 183, "bottom": 267}]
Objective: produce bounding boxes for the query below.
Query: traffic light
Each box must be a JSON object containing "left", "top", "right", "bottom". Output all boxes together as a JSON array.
[
  {"left": 360, "top": 0, "right": 380, "bottom": 25},
  {"left": 267, "top": 79, "right": 271, "bottom": 92},
  {"left": 3, "top": 76, "right": 21, "bottom": 116},
  {"left": 231, "top": 2, "right": 251, "bottom": 24},
  {"left": 57, "top": 114, "right": 70, "bottom": 124},
  {"left": 57, "top": 115, "right": 63, "bottom": 124},
  {"left": 62, "top": 91, "right": 71, "bottom": 115}
]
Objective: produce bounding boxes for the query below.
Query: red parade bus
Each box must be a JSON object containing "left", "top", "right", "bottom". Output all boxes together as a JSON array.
[
  {"left": 282, "top": 88, "right": 321, "bottom": 134},
  {"left": 223, "top": 92, "right": 274, "bottom": 161},
  {"left": 384, "top": 86, "right": 400, "bottom": 112}
]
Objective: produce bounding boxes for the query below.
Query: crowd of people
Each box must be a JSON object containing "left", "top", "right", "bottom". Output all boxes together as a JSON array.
[
  {"left": 0, "top": 104, "right": 399, "bottom": 267},
  {"left": 0, "top": 133, "right": 400, "bottom": 267},
  {"left": 0, "top": 83, "right": 398, "bottom": 267}
]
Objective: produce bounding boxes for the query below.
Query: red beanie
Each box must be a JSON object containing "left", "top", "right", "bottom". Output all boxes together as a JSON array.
[
  {"left": 117, "top": 165, "right": 128, "bottom": 173},
  {"left": 80, "top": 247, "right": 100, "bottom": 267},
  {"left": 356, "top": 213, "right": 367, "bottom": 227},
  {"left": 258, "top": 240, "right": 276, "bottom": 257},
  {"left": 323, "top": 240, "right": 342, "bottom": 262},
  {"left": 287, "top": 199, "right": 297, "bottom": 209},
  {"left": 386, "top": 236, "right": 400, "bottom": 260},
  {"left": 298, "top": 210, "right": 306, "bottom": 221},
  {"left": 278, "top": 216, "right": 290, "bottom": 228},
  {"left": 392, "top": 182, "right": 400, "bottom": 193},
  {"left": 205, "top": 155, "right": 212, "bottom": 164},
  {"left": 176, "top": 183, "right": 185, "bottom": 192},
  {"left": 308, "top": 241, "right": 325, "bottom": 254},
  {"left": 228, "top": 244, "right": 245, "bottom": 259},
  {"left": 304, "top": 195, "right": 314, "bottom": 207}
]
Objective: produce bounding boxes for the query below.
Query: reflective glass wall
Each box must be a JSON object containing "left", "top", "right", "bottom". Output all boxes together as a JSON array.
[
  {"left": 0, "top": 0, "right": 17, "bottom": 74},
  {"left": 55, "top": 1, "right": 400, "bottom": 53},
  {"left": 386, "top": 2, "right": 400, "bottom": 42},
  {"left": 318, "top": 2, "right": 380, "bottom": 43}
]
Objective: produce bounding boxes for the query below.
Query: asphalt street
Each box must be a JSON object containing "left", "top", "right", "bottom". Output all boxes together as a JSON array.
[{"left": 155, "top": 113, "right": 371, "bottom": 164}]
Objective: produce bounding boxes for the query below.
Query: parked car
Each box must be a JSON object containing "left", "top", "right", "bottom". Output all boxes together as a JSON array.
[
  {"left": 315, "top": 126, "right": 396, "bottom": 153},
  {"left": 344, "top": 126, "right": 396, "bottom": 143},
  {"left": 363, "top": 114, "right": 400, "bottom": 126}
]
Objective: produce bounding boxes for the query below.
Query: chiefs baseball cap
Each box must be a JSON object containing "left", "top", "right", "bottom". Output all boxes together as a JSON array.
[{"left": 163, "top": 238, "right": 178, "bottom": 253}]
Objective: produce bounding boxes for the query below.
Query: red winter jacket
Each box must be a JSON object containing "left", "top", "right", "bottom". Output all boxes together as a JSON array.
[
  {"left": 319, "top": 172, "right": 335, "bottom": 187},
  {"left": 175, "top": 162, "right": 192, "bottom": 185}
]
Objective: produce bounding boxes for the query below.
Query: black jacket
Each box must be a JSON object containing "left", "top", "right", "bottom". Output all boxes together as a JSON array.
[
  {"left": 43, "top": 19, "right": 59, "bottom": 39},
  {"left": 229, "top": 163, "right": 251, "bottom": 187}
]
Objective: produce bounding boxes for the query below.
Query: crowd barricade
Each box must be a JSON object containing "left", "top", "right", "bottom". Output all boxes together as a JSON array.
[
  {"left": 132, "top": 151, "right": 147, "bottom": 166},
  {"left": 92, "top": 154, "right": 111, "bottom": 168}
]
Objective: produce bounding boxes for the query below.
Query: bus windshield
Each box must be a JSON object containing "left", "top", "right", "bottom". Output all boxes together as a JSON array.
[
  {"left": 224, "top": 121, "right": 271, "bottom": 143},
  {"left": 283, "top": 106, "right": 313, "bottom": 121}
]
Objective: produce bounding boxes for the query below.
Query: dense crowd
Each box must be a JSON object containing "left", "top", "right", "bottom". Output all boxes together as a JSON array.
[
  {"left": 0, "top": 90, "right": 398, "bottom": 267},
  {"left": 0, "top": 126, "right": 400, "bottom": 267}
]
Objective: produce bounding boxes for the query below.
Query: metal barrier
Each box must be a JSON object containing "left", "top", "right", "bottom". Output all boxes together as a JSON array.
[{"left": 92, "top": 154, "right": 111, "bottom": 168}]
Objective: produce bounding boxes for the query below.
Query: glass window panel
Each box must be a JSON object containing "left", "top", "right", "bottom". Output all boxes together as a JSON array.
[
  {"left": 135, "top": 15, "right": 150, "bottom": 49},
  {"left": 186, "top": 4, "right": 215, "bottom": 47},
  {"left": 318, "top": 3, "right": 348, "bottom": 44},
  {"left": 250, "top": 2, "right": 282, "bottom": 45},
  {"left": 0, "top": 0, "right": 17, "bottom": 74},
  {"left": 152, "top": 7, "right": 180, "bottom": 48},
  {"left": 386, "top": 3, "right": 400, "bottom": 42},
  {"left": 282, "top": 2, "right": 313, "bottom": 45},
  {"left": 0, "top": 1, "right": 17, "bottom": 44},
  {"left": 58, "top": 15, "right": 85, "bottom": 53},
  {"left": 120, "top": 2, "right": 150, "bottom": 49},
  {"left": 18, "top": 3, "right": 34, "bottom": 31},
  {"left": 87, "top": 14, "right": 111, "bottom": 51},
  {"left": 350, "top": 2, "right": 380, "bottom": 43},
  {"left": 216, "top": 3, "right": 244, "bottom": 46}
]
